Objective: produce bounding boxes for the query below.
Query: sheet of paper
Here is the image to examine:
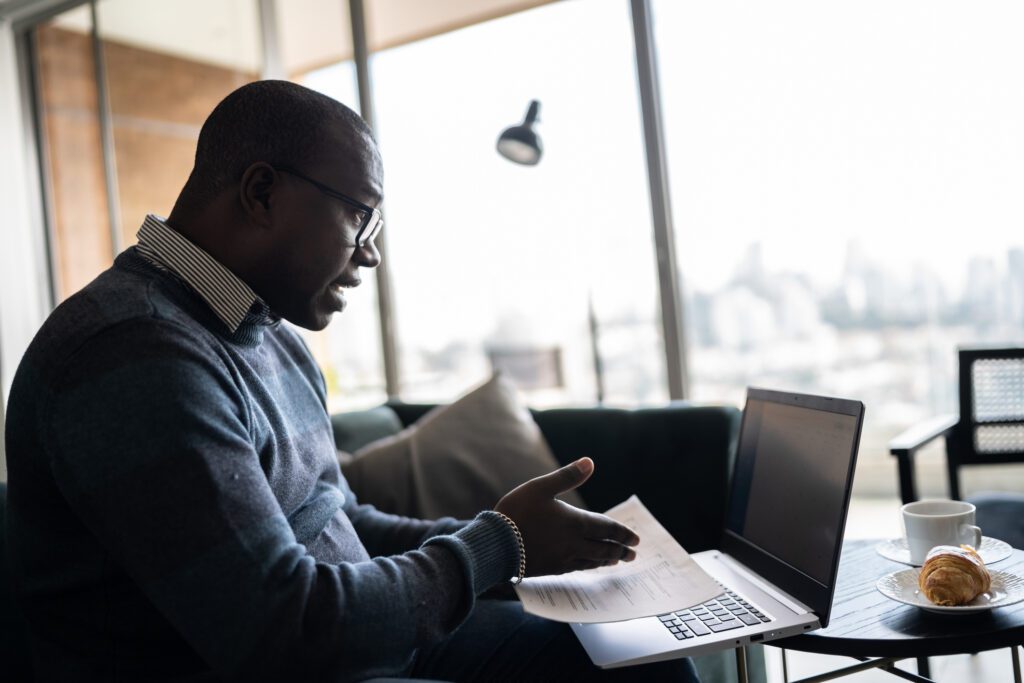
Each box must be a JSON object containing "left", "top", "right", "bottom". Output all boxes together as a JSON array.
[{"left": 513, "top": 495, "right": 721, "bottom": 623}]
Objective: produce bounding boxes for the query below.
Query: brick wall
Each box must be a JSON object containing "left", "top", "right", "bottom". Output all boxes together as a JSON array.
[
  {"left": 37, "top": 25, "right": 112, "bottom": 299},
  {"left": 104, "top": 38, "right": 254, "bottom": 247},
  {"left": 36, "top": 25, "right": 255, "bottom": 301}
]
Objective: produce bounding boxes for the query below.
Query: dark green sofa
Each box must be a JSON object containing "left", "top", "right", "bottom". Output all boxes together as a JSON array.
[{"left": 332, "top": 401, "right": 768, "bottom": 683}]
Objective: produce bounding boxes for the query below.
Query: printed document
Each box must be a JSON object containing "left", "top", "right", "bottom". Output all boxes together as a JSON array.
[{"left": 514, "top": 495, "right": 721, "bottom": 623}]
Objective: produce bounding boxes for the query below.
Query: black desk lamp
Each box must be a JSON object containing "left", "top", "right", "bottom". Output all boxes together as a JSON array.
[{"left": 496, "top": 100, "right": 542, "bottom": 165}]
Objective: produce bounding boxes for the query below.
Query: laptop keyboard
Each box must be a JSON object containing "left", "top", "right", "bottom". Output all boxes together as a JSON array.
[{"left": 657, "top": 589, "right": 772, "bottom": 640}]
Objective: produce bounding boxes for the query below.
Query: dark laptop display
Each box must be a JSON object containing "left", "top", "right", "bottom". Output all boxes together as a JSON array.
[{"left": 721, "top": 388, "right": 864, "bottom": 626}]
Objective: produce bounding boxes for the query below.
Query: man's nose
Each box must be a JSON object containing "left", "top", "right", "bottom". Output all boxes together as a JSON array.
[{"left": 354, "top": 239, "right": 381, "bottom": 268}]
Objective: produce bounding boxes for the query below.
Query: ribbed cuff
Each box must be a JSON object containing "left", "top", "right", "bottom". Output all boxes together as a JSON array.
[{"left": 423, "top": 510, "right": 520, "bottom": 595}]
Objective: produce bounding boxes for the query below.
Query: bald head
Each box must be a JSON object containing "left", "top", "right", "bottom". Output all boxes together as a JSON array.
[
  {"left": 162, "top": 80, "right": 383, "bottom": 331},
  {"left": 173, "top": 80, "right": 373, "bottom": 219}
]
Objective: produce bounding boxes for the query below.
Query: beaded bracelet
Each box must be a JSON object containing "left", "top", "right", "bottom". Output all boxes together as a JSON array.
[{"left": 494, "top": 511, "right": 526, "bottom": 584}]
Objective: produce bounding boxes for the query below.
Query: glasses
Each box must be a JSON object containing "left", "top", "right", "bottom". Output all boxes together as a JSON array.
[{"left": 273, "top": 165, "right": 383, "bottom": 248}]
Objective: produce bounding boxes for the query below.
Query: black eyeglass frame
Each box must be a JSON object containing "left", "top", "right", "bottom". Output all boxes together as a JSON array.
[{"left": 273, "top": 164, "right": 383, "bottom": 247}]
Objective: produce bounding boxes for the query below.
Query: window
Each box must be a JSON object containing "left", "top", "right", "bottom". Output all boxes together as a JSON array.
[
  {"left": 35, "top": 5, "right": 112, "bottom": 300},
  {"left": 653, "top": 0, "right": 1024, "bottom": 494},
  {"left": 97, "top": 0, "right": 262, "bottom": 245},
  {"left": 34, "top": 0, "right": 263, "bottom": 302},
  {"left": 370, "top": 0, "right": 666, "bottom": 406}
]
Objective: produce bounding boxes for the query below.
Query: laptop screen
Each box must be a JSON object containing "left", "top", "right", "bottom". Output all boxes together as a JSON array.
[
  {"left": 721, "top": 389, "right": 863, "bottom": 625},
  {"left": 726, "top": 396, "right": 860, "bottom": 584}
]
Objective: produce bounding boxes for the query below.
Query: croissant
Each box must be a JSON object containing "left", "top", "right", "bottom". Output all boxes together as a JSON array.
[{"left": 918, "top": 545, "right": 991, "bottom": 606}]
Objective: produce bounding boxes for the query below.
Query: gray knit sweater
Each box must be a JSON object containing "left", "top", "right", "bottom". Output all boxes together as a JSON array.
[{"left": 5, "top": 248, "right": 519, "bottom": 681}]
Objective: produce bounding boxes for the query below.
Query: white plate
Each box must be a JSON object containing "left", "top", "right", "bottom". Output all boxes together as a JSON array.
[
  {"left": 876, "top": 568, "right": 1024, "bottom": 614},
  {"left": 876, "top": 536, "right": 1013, "bottom": 566}
]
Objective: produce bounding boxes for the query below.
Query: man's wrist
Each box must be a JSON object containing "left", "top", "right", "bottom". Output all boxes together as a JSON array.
[
  {"left": 425, "top": 511, "right": 521, "bottom": 594},
  {"left": 492, "top": 511, "right": 526, "bottom": 583}
]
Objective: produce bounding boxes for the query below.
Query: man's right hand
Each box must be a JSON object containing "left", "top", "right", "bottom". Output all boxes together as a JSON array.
[{"left": 494, "top": 457, "right": 640, "bottom": 577}]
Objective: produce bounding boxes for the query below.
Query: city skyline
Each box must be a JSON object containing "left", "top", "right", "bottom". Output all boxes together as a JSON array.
[{"left": 688, "top": 240, "right": 1024, "bottom": 347}]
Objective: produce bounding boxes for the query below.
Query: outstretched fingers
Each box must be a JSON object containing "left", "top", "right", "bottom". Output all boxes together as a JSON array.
[
  {"left": 579, "top": 539, "right": 637, "bottom": 565},
  {"left": 580, "top": 511, "right": 640, "bottom": 548}
]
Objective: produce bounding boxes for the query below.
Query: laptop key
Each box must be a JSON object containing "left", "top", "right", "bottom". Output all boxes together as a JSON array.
[
  {"left": 708, "top": 622, "right": 741, "bottom": 634},
  {"left": 709, "top": 620, "right": 742, "bottom": 633},
  {"left": 687, "top": 620, "right": 711, "bottom": 636},
  {"left": 698, "top": 613, "right": 717, "bottom": 622},
  {"left": 738, "top": 614, "right": 760, "bottom": 626}
]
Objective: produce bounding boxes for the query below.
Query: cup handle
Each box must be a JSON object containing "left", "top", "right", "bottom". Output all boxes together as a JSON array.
[{"left": 962, "top": 524, "right": 983, "bottom": 549}]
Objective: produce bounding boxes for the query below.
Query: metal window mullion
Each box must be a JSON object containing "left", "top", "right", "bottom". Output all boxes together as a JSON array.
[
  {"left": 349, "top": 0, "right": 400, "bottom": 399},
  {"left": 630, "top": 0, "right": 689, "bottom": 400},
  {"left": 89, "top": 0, "right": 123, "bottom": 260},
  {"left": 19, "top": 27, "right": 58, "bottom": 308},
  {"left": 257, "top": 0, "right": 284, "bottom": 79}
]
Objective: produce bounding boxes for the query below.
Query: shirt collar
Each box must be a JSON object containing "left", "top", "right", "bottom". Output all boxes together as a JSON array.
[{"left": 135, "top": 214, "right": 274, "bottom": 334}]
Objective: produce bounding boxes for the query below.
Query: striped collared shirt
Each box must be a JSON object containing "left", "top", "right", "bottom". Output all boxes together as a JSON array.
[{"left": 135, "top": 214, "right": 274, "bottom": 335}]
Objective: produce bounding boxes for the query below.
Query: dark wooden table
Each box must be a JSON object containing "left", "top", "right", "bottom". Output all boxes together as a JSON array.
[{"left": 772, "top": 539, "right": 1024, "bottom": 682}]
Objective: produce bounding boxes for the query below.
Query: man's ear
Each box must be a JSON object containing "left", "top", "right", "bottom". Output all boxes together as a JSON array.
[{"left": 239, "top": 162, "right": 277, "bottom": 226}]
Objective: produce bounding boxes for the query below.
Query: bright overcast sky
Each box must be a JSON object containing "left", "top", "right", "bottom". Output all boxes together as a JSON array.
[{"left": 655, "top": 0, "right": 1024, "bottom": 293}]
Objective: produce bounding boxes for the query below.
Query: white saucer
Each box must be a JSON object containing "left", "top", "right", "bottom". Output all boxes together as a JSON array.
[
  {"left": 876, "top": 536, "right": 1013, "bottom": 566},
  {"left": 876, "top": 568, "right": 1024, "bottom": 614}
]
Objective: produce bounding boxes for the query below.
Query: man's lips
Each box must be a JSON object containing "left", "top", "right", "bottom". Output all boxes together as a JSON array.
[
  {"left": 325, "top": 278, "right": 360, "bottom": 312},
  {"left": 329, "top": 278, "right": 361, "bottom": 293}
]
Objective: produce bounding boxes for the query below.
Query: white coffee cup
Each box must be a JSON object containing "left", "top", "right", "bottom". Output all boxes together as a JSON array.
[{"left": 901, "top": 499, "right": 983, "bottom": 565}]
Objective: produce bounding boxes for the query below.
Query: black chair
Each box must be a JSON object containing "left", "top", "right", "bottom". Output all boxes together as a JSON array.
[{"left": 889, "top": 346, "right": 1024, "bottom": 549}]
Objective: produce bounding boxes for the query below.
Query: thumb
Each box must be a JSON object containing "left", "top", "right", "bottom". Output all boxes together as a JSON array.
[{"left": 531, "top": 458, "right": 594, "bottom": 497}]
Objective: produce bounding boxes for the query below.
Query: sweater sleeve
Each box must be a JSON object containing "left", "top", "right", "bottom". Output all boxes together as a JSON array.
[
  {"left": 43, "top": 320, "right": 518, "bottom": 681},
  {"left": 337, "top": 475, "right": 467, "bottom": 556}
]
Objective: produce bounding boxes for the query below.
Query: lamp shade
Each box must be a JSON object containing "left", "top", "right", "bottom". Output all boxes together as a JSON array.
[{"left": 497, "top": 100, "right": 542, "bottom": 165}]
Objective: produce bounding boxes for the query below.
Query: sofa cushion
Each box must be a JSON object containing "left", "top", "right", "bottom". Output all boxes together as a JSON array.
[{"left": 341, "top": 374, "right": 586, "bottom": 520}]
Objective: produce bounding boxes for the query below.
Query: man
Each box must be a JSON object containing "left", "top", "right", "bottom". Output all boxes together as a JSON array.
[{"left": 5, "top": 81, "right": 699, "bottom": 682}]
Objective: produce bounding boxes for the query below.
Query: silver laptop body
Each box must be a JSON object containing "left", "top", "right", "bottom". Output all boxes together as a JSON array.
[{"left": 572, "top": 388, "right": 865, "bottom": 668}]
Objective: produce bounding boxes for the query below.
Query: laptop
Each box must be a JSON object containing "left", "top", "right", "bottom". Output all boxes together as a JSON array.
[{"left": 572, "top": 387, "right": 864, "bottom": 668}]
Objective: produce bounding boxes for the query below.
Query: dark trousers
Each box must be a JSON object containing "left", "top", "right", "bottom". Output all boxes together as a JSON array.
[{"left": 405, "top": 599, "right": 701, "bottom": 683}]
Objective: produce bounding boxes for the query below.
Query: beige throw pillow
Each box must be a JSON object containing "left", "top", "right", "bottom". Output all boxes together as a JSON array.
[{"left": 341, "top": 373, "right": 586, "bottom": 520}]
